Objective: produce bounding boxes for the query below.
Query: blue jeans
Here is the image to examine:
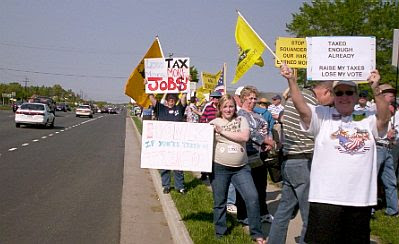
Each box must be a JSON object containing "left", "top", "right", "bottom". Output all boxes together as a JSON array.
[
  {"left": 268, "top": 158, "right": 311, "bottom": 244},
  {"left": 227, "top": 183, "right": 236, "bottom": 205},
  {"left": 210, "top": 163, "right": 264, "bottom": 239},
  {"left": 160, "top": 169, "right": 184, "bottom": 190},
  {"left": 376, "top": 146, "right": 398, "bottom": 215}
]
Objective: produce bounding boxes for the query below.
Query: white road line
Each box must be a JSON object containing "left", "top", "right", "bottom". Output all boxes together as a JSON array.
[
  {"left": 22, "top": 143, "right": 29, "bottom": 147},
  {"left": 60, "top": 130, "right": 64, "bottom": 132},
  {"left": 41, "top": 136, "right": 47, "bottom": 139},
  {"left": 8, "top": 148, "right": 17, "bottom": 151},
  {"left": 55, "top": 132, "right": 59, "bottom": 134},
  {"left": 32, "top": 139, "right": 39, "bottom": 142},
  {"left": 49, "top": 134, "right": 54, "bottom": 136}
]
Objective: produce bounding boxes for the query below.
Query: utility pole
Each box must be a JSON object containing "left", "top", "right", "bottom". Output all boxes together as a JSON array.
[{"left": 22, "top": 77, "right": 30, "bottom": 100}]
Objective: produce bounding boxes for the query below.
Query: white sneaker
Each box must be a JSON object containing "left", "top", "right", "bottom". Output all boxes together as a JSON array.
[
  {"left": 261, "top": 214, "right": 274, "bottom": 223},
  {"left": 227, "top": 204, "right": 237, "bottom": 214}
]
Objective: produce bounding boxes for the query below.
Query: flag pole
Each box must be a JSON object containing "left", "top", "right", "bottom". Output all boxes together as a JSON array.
[
  {"left": 223, "top": 63, "right": 227, "bottom": 93},
  {"left": 155, "top": 35, "right": 165, "bottom": 58},
  {"left": 236, "top": 10, "right": 281, "bottom": 63}
]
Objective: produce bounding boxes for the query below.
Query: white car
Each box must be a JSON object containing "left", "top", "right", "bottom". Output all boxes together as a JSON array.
[
  {"left": 15, "top": 103, "right": 55, "bottom": 128},
  {"left": 76, "top": 105, "right": 93, "bottom": 118}
]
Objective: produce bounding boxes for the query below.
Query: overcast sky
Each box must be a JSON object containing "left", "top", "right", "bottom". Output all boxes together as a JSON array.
[{"left": 0, "top": 0, "right": 308, "bottom": 103}]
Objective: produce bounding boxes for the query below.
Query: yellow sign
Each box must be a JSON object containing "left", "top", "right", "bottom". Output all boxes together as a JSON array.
[
  {"left": 275, "top": 37, "right": 307, "bottom": 68},
  {"left": 201, "top": 72, "right": 218, "bottom": 90}
]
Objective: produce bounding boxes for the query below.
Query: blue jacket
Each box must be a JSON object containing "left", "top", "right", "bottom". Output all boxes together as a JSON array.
[{"left": 254, "top": 106, "right": 275, "bottom": 134}]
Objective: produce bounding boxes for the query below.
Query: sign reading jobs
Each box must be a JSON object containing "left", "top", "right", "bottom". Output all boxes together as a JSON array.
[
  {"left": 144, "top": 57, "right": 190, "bottom": 94},
  {"left": 141, "top": 120, "right": 214, "bottom": 172},
  {"left": 306, "top": 36, "right": 376, "bottom": 81}
]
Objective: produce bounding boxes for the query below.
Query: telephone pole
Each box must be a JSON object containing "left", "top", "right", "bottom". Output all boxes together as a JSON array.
[{"left": 22, "top": 77, "right": 30, "bottom": 99}]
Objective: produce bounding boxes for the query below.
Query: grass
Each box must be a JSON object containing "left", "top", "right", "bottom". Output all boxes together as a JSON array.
[
  {"left": 0, "top": 105, "right": 12, "bottom": 110},
  {"left": 131, "top": 115, "right": 398, "bottom": 244}
]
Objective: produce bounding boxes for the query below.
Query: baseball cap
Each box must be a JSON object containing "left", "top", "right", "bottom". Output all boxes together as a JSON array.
[
  {"left": 258, "top": 98, "right": 268, "bottom": 103},
  {"left": 379, "top": 84, "right": 396, "bottom": 94},
  {"left": 235, "top": 86, "right": 244, "bottom": 96},
  {"left": 359, "top": 90, "right": 368, "bottom": 97},
  {"left": 210, "top": 91, "right": 222, "bottom": 98},
  {"left": 166, "top": 93, "right": 178, "bottom": 100},
  {"left": 272, "top": 94, "right": 282, "bottom": 100},
  {"left": 332, "top": 80, "right": 358, "bottom": 92}
]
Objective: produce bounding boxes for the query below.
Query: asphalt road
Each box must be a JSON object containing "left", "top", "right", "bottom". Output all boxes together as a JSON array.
[{"left": 0, "top": 110, "right": 126, "bottom": 244}]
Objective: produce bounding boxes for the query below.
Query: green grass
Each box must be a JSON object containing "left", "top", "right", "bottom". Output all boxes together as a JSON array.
[
  {"left": 0, "top": 105, "right": 12, "bottom": 110},
  {"left": 370, "top": 210, "right": 399, "bottom": 244},
  {"left": 131, "top": 117, "right": 398, "bottom": 243}
]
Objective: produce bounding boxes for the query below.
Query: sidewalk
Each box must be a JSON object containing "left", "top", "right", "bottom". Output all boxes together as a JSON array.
[{"left": 120, "top": 117, "right": 192, "bottom": 244}]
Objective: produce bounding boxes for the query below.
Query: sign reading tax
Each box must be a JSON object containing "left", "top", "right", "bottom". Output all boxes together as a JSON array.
[
  {"left": 145, "top": 57, "right": 190, "bottom": 93},
  {"left": 306, "top": 36, "right": 376, "bottom": 81}
]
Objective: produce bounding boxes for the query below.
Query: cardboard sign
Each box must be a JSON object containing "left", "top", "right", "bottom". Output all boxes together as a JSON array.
[
  {"left": 306, "top": 36, "right": 375, "bottom": 80},
  {"left": 141, "top": 120, "right": 214, "bottom": 172},
  {"left": 275, "top": 37, "right": 307, "bottom": 68},
  {"left": 201, "top": 72, "right": 218, "bottom": 90},
  {"left": 145, "top": 57, "right": 190, "bottom": 93}
]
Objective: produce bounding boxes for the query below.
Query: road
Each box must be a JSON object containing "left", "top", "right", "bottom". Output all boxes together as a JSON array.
[{"left": 0, "top": 110, "right": 126, "bottom": 244}]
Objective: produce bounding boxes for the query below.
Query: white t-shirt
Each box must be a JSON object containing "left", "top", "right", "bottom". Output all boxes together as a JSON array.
[{"left": 302, "top": 105, "right": 378, "bottom": 206}]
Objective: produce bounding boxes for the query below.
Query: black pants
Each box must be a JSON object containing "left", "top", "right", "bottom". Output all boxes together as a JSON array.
[
  {"left": 305, "top": 202, "right": 371, "bottom": 244},
  {"left": 236, "top": 163, "right": 269, "bottom": 220}
]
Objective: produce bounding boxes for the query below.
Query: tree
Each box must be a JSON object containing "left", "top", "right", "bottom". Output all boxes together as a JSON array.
[
  {"left": 190, "top": 66, "right": 199, "bottom": 82},
  {"left": 287, "top": 0, "right": 399, "bottom": 86}
]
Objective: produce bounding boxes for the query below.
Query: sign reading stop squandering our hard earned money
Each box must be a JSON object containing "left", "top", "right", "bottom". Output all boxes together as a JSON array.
[
  {"left": 306, "top": 36, "right": 375, "bottom": 81},
  {"left": 144, "top": 57, "right": 190, "bottom": 94}
]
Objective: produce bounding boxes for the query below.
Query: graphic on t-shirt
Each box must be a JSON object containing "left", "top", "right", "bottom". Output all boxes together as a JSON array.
[{"left": 331, "top": 127, "right": 371, "bottom": 154}]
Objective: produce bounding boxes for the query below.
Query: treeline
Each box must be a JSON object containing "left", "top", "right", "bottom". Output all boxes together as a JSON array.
[{"left": 0, "top": 82, "right": 100, "bottom": 105}]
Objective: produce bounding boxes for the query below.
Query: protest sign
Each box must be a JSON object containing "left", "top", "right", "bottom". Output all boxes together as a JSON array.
[
  {"left": 201, "top": 72, "right": 218, "bottom": 90},
  {"left": 141, "top": 120, "right": 214, "bottom": 172},
  {"left": 275, "top": 37, "right": 307, "bottom": 68},
  {"left": 306, "top": 36, "right": 375, "bottom": 81},
  {"left": 145, "top": 57, "right": 190, "bottom": 93}
]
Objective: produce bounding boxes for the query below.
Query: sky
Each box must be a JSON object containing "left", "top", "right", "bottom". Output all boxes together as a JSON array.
[{"left": 0, "top": 0, "right": 309, "bottom": 103}]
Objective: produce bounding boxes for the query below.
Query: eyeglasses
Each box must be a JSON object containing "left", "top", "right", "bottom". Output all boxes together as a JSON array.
[
  {"left": 334, "top": 90, "right": 355, "bottom": 97},
  {"left": 359, "top": 95, "right": 367, "bottom": 98}
]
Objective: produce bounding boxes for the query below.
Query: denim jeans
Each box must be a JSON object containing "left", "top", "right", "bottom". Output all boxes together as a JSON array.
[
  {"left": 376, "top": 146, "right": 399, "bottom": 215},
  {"left": 160, "top": 169, "right": 184, "bottom": 190},
  {"left": 236, "top": 163, "right": 270, "bottom": 220},
  {"left": 268, "top": 158, "right": 311, "bottom": 244},
  {"left": 210, "top": 163, "right": 264, "bottom": 239},
  {"left": 227, "top": 183, "right": 236, "bottom": 205}
]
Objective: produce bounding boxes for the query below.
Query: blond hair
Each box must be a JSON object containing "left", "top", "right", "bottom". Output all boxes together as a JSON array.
[{"left": 217, "top": 94, "right": 237, "bottom": 118}]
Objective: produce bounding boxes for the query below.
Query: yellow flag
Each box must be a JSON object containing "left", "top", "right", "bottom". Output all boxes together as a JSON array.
[
  {"left": 232, "top": 14, "right": 265, "bottom": 84},
  {"left": 124, "top": 38, "right": 163, "bottom": 108}
]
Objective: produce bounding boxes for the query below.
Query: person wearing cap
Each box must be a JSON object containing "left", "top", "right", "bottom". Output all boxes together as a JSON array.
[
  {"left": 268, "top": 94, "right": 284, "bottom": 121},
  {"left": 268, "top": 79, "right": 334, "bottom": 244},
  {"left": 354, "top": 90, "right": 374, "bottom": 112},
  {"left": 234, "top": 86, "right": 245, "bottom": 110},
  {"left": 280, "top": 63, "right": 390, "bottom": 243},
  {"left": 254, "top": 98, "right": 275, "bottom": 135},
  {"left": 148, "top": 92, "right": 187, "bottom": 194},
  {"left": 374, "top": 83, "right": 399, "bottom": 217},
  {"left": 199, "top": 91, "right": 223, "bottom": 181}
]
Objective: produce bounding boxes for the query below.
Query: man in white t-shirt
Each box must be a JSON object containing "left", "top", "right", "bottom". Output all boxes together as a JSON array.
[
  {"left": 268, "top": 94, "right": 284, "bottom": 120},
  {"left": 280, "top": 63, "right": 390, "bottom": 243}
]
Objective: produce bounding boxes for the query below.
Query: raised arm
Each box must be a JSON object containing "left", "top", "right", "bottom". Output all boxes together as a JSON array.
[
  {"left": 369, "top": 70, "right": 390, "bottom": 133},
  {"left": 280, "top": 64, "right": 312, "bottom": 128},
  {"left": 148, "top": 94, "right": 157, "bottom": 107}
]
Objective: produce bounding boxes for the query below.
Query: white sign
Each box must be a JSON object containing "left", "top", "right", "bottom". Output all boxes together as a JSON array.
[
  {"left": 141, "top": 120, "right": 214, "bottom": 172},
  {"left": 306, "top": 36, "right": 375, "bottom": 80},
  {"left": 145, "top": 57, "right": 190, "bottom": 94},
  {"left": 392, "top": 29, "right": 399, "bottom": 67}
]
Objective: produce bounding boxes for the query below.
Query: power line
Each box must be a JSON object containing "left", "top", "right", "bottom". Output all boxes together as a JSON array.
[{"left": 0, "top": 67, "right": 126, "bottom": 79}]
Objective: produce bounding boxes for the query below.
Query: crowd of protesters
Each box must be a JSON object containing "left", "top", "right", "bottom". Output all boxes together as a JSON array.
[{"left": 144, "top": 64, "right": 399, "bottom": 242}]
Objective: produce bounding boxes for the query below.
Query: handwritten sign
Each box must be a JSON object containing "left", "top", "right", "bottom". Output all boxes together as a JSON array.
[
  {"left": 145, "top": 57, "right": 190, "bottom": 93},
  {"left": 141, "top": 120, "right": 214, "bottom": 172},
  {"left": 306, "top": 36, "right": 375, "bottom": 80},
  {"left": 275, "top": 37, "right": 307, "bottom": 68},
  {"left": 201, "top": 72, "right": 218, "bottom": 90}
]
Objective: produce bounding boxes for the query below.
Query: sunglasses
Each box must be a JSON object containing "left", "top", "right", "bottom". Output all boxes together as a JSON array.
[{"left": 334, "top": 90, "right": 355, "bottom": 97}]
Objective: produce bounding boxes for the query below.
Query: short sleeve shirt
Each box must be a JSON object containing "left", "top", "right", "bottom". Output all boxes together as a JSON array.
[{"left": 155, "top": 102, "right": 186, "bottom": 122}]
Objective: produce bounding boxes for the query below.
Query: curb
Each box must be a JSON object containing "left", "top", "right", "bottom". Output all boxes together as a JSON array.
[{"left": 129, "top": 117, "right": 193, "bottom": 244}]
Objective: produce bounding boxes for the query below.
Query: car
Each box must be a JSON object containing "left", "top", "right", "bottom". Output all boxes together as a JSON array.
[
  {"left": 15, "top": 103, "right": 55, "bottom": 128},
  {"left": 75, "top": 105, "right": 93, "bottom": 118},
  {"left": 28, "top": 96, "right": 56, "bottom": 115},
  {"left": 108, "top": 107, "right": 117, "bottom": 114},
  {"left": 133, "top": 106, "right": 142, "bottom": 116},
  {"left": 56, "top": 103, "right": 68, "bottom": 112},
  {"left": 100, "top": 107, "right": 109, "bottom": 113},
  {"left": 12, "top": 100, "right": 23, "bottom": 113}
]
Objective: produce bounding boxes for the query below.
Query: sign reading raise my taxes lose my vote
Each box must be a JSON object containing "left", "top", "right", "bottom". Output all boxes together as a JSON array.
[
  {"left": 306, "top": 36, "right": 376, "bottom": 81},
  {"left": 275, "top": 37, "right": 307, "bottom": 68},
  {"left": 140, "top": 120, "right": 214, "bottom": 172},
  {"left": 144, "top": 57, "right": 190, "bottom": 94}
]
